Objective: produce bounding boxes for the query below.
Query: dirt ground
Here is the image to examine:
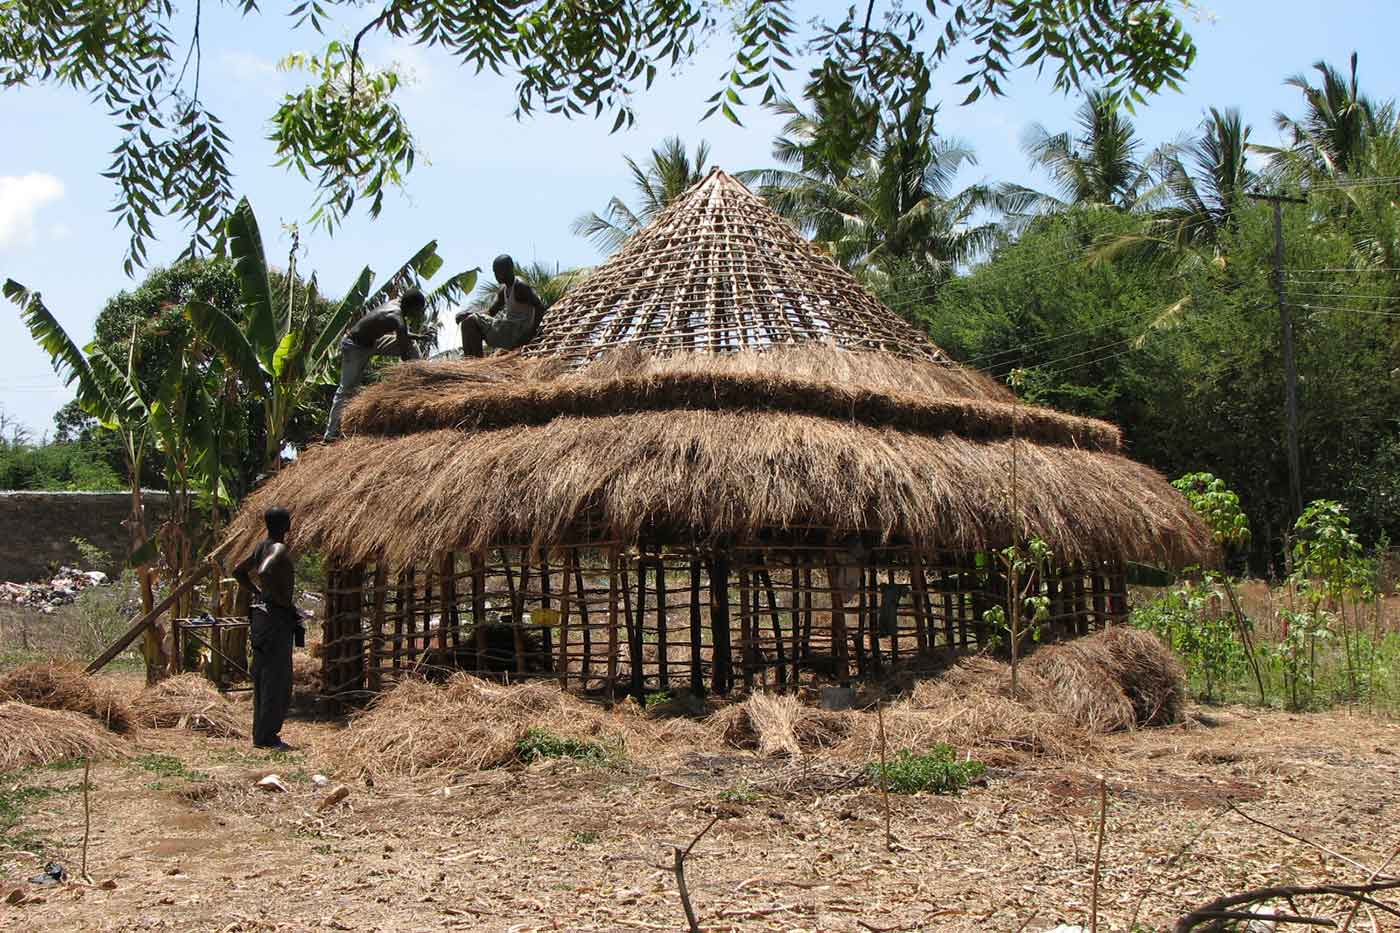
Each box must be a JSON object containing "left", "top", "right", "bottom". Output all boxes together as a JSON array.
[{"left": 2, "top": 670, "right": 1399, "bottom": 933}]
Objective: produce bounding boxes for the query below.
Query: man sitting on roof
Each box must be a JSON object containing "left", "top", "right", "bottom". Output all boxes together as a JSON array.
[
  {"left": 455, "top": 254, "right": 546, "bottom": 357},
  {"left": 325, "top": 288, "right": 426, "bottom": 440}
]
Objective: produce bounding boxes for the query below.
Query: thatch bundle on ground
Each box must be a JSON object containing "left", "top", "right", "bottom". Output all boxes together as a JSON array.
[
  {"left": 223, "top": 169, "right": 1210, "bottom": 702},
  {"left": 0, "top": 661, "right": 134, "bottom": 734},
  {"left": 719, "top": 631, "right": 1185, "bottom": 765},
  {"left": 1025, "top": 627, "right": 1185, "bottom": 731},
  {"left": 337, "top": 673, "right": 710, "bottom": 777},
  {"left": 0, "top": 702, "right": 129, "bottom": 771},
  {"left": 131, "top": 673, "right": 246, "bottom": 739}
]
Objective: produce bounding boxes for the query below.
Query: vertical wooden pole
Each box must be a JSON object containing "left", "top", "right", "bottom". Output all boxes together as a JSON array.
[
  {"left": 1075, "top": 563, "right": 1086, "bottom": 636},
  {"left": 1109, "top": 566, "right": 1128, "bottom": 623},
  {"left": 557, "top": 551, "right": 572, "bottom": 689},
  {"left": 789, "top": 554, "right": 803, "bottom": 684},
  {"left": 607, "top": 549, "right": 620, "bottom": 702},
  {"left": 655, "top": 556, "right": 668, "bottom": 688},
  {"left": 709, "top": 556, "right": 732, "bottom": 695},
  {"left": 689, "top": 556, "right": 704, "bottom": 696},
  {"left": 909, "top": 553, "right": 930, "bottom": 655},
  {"left": 572, "top": 552, "right": 592, "bottom": 684},
  {"left": 867, "top": 564, "right": 883, "bottom": 675},
  {"left": 420, "top": 566, "right": 435, "bottom": 663},
  {"left": 439, "top": 553, "right": 456, "bottom": 653},
  {"left": 826, "top": 562, "right": 850, "bottom": 685},
  {"left": 370, "top": 564, "right": 387, "bottom": 693},
  {"left": 801, "top": 563, "right": 814, "bottom": 660},
  {"left": 632, "top": 554, "right": 647, "bottom": 700},
  {"left": 1091, "top": 572, "right": 1107, "bottom": 632},
  {"left": 887, "top": 567, "right": 900, "bottom": 666},
  {"left": 346, "top": 564, "right": 365, "bottom": 695},
  {"left": 537, "top": 547, "right": 552, "bottom": 671},
  {"left": 940, "top": 567, "right": 956, "bottom": 651},
  {"left": 320, "top": 567, "right": 337, "bottom": 696},
  {"left": 470, "top": 553, "right": 487, "bottom": 673},
  {"left": 853, "top": 566, "right": 868, "bottom": 677},
  {"left": 510, "top": 549, "right": 528, "bottom": 676},
  {"left": 738, "top": 568, "right": 754, "bottom": 690},
  {"left": 758, "top": 567, "right": 786, "bottom": 689}
]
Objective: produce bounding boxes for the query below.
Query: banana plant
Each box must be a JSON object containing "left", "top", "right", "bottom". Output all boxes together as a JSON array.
[
  {"left": 6, "top": 280, "right": 166, "bottom": 676},
  {"left": 187, "top": 197, "right": 476, "bottom": 471}
]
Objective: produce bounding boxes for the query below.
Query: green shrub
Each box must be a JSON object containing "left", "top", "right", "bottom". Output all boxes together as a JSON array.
[
  {"left": 514, "top": 727, "right": 613, "bottom": 765},
  {"left": 866, "top": 745, "right": 986, "bottom": 795}
]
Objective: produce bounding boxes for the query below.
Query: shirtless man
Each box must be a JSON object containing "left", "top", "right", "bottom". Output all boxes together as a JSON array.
[
  {"left": 325, "top": 289, "right": 426, "bottom": 440},
  {"left": 233, "top": 507, "right": 299, "bottom": 750},
  {"left": 455, "top": 255, "right": 546, "bottom": 357}
]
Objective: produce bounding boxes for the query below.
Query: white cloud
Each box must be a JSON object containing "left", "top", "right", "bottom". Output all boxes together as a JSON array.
[{"left": 0, "top": 173, "right": 64, "bottom": 248}]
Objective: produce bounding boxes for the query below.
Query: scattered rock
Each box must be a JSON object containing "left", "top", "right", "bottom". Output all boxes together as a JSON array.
[
  {"left": 311, "top": 774, "right": 330, "bottom": 787},
  {"left": 317, "top": 785, "right": 350, "bottom": 811},
  {"left": 256, "top": 774, "right": 290, "bottom": 793}
]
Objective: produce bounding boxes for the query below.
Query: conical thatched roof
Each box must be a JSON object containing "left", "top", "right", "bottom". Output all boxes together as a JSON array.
[
  {"left": 525, "top": 169, "right": 950, "bottom": 365},
  {"left": 224, "top": 171, "right": 1210, "bottom": 568}
]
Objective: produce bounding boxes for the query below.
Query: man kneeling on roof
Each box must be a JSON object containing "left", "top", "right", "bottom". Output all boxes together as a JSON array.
[
  {"left": 325, "top": 288, "right": 427, "bottom": 440},
  {"left": 455, "top": 254, "right": 546, "bottom": 357}
]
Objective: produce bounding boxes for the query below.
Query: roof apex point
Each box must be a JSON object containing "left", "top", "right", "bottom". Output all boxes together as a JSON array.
[{"left": 525, "top": 165, "right": 950, "bottom": 364}]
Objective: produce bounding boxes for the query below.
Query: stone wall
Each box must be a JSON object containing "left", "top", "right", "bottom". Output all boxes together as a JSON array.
[{"left": 0, "top": 491, "right": 169, "bottom": 581}]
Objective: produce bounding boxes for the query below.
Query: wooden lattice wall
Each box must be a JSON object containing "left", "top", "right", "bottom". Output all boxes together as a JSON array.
[{"left": 318, "top": 545, "right": 1129, "bottom": 701}]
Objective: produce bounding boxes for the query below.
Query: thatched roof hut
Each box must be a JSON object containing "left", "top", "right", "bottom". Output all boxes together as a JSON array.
[{"left": 226, "top": 169, "right": 1208, "bottom": 700}]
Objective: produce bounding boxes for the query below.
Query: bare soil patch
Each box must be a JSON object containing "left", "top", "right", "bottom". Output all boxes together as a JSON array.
[{"left": 2, "top": 669, "right": 1398, "bottom": 932}]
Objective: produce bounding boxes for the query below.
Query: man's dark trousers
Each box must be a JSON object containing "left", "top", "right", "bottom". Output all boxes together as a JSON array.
[{"left": 250, "top": 606, "right": 295, "bottom": 746}]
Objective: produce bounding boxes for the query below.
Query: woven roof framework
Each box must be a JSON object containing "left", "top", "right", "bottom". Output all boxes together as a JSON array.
[{"left": 524, "top": 169, "right": 947, "bottom": 363}]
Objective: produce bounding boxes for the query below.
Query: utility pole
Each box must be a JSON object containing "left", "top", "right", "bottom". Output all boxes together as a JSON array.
[{"left": 1250, "top": 190, "right": 1308, "bottom": 525}]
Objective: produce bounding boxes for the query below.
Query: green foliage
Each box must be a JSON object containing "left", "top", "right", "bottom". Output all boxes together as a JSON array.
[
  {"left": 866, "top": 745, "right": 986, "bottom": 795},
  {"left": 132, "top": 754, "right": 208, "bottom": 783},
  {"left": 514, "top": 728, "right": 613, "bottom": 765},
  {"left": 0, "top": 439, "right": 123, "bottom": 491},
  {"left": 1173, "top": 473, "right": 1251, "bottom": 550},
  {"left": 718, "top": 781, "right": 757, "bottom": 803},
  {"left": 272, "top": 46, "right": 417, "bottom": 235},
  {"left": 69, "top": 537, "right": 108, "bottom": 569},
  {"left": 0, "top": 0, "right": 1197, "bottom": 271},
  {"left": 1132, "top": 586, "right": 1248, "bottom": 701},
  {"left": 0, "top": 773, "right": 85, "bottom": 851}
]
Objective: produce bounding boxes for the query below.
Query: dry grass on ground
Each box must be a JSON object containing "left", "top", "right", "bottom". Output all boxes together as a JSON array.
[
  {"left": 3, "top": 689, "right": 1398, "bottom": 932},
  {"left": 129, "top": 673, "right": 246, "bottom": 739},
  {"left": 0, "top": 661, "right": 134, "bottom": 735},
  {"left": 0, "top": 702, "right": 128, "bottom": 771}
]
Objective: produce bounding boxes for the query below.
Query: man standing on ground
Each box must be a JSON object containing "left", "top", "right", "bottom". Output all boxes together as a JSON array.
[
  {"left": 455, "top": 255, "right": 546, "bottom": 357},
  {"left": 325, "top": 288, "right": 427, "bottom": 440},
  {"left": 234, "top": 507, "right": 299, "bottom": 751}
]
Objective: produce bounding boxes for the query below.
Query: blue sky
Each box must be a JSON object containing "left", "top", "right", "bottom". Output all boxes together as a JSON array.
[{"left": 2, "top": 1, "right": 1397, "bottom": 435}]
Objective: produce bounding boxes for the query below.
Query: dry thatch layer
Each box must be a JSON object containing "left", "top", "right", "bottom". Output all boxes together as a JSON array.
[
  {"left": 336, "top": 674, "right": 710, "bottom": 777},
  {"left": 719, "top": 631, "right": 1185, "bottom": 765},
  {"left": 340, "top": 349, "right": 1118, "bottom": 451},
  {"left": 0, "top": 702, "right": 129, "bottom": 771},
  {"left": 524, "top": 170, "right": 950, "bottom": 364},
  {"left": 131, "top": 674, "right": 247, "bottom": 739},
  {"left": 227, "top": 411, "right": 1209, "bottom": 568},
  {"left": 0, "top": 662, "right": 135, "bottom": 735}
]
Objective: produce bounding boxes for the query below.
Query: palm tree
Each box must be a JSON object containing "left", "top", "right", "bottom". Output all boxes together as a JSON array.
[
  {"left": 1094, "top": 108, "right": 1256, "bottom": 267},
  {"left": 1270, "top": 53, "right": 1391, "bottom": 182},
  {"left": 1004, "top": 90, "right": 1157, "bottom": 216},
  {"left": 748, "top": 81, "right": 1002, "bottom": 279},
  {"left": 572, "top": 137, "right": 712, "bottom": 253}
]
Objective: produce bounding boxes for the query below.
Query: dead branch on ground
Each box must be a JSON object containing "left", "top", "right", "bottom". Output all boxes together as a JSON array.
[{"left": 1173, "top": 880, "right": 1400, "bottom": 932}]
